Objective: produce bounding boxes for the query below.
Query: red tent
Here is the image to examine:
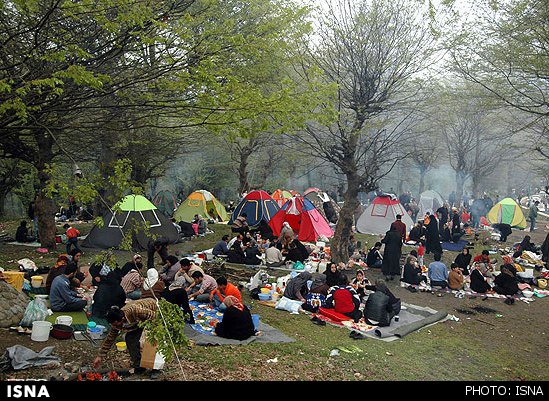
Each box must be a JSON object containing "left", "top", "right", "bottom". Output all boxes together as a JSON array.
[{"left": 269, "top": 196, "right": 333, "bottom": 242}]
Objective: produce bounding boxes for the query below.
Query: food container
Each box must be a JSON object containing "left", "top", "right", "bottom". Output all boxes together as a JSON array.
[
  {"left": 31, "top": 321, "right": 52, "bottom": 342},
  {"left": 260, "top": 287, "right": 271, "bottom": 294},
  {"left": 271, "top": 292, "right": 280, "bottom": 302},
  {"left": 116, "top": 342, "right": 127, "bottom": 351},
  {"left": 258, "top": 293, "right": 271, "bottom": 301},
  {"left": 55, "top": 316, "right": 73, "bottom": 326},
  {"left": 51, "top": 324, "right": 74, "bottom": 340},
  {"left": 31, "top": 276, "right": 43, "bottom": 288}
]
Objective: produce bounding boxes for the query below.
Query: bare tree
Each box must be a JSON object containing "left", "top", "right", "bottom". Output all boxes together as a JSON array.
[{"left": 290, "top": 0, "right": 436, "bottom": 262}]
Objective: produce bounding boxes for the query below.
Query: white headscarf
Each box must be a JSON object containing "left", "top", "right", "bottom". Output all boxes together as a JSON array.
[{"left": 143, "top": 268, "right": 159, "bottom": 290}]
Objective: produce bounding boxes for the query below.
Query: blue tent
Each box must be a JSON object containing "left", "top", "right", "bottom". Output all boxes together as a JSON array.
[{"left": 229, "top": 190, "right": 280, "bottom": 227}]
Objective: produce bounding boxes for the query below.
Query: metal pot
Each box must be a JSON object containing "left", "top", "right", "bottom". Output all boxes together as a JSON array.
[{"left": 51, "top": 324, "right": 74, "bottom": 340}]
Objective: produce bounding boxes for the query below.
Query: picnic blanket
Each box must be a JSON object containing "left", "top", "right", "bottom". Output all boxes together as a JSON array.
[
  {"left": 441, "top": 240, "right": 468, "bottom": 252},
  {"left": 186, "top": 300, "right": 294, "bottom": 345},
  {"left": 313, "top": 303, "right": 448, "bottom": 342},
  {"left": 5, "top": 241, "right": 42, "bottom": 247}
]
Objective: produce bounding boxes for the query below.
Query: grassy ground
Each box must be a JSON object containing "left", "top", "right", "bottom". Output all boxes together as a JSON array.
[{"left": 0, "top": 219, "right": 547, "bottom": 381}]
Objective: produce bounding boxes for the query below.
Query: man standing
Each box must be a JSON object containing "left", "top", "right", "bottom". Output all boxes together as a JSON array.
[
  {"left": 390, "top": 214, "right": 407, "bottom": 243},
  {"left": 529, "top": 200, "right": 539, "bottom": 232},
  {"left": 146, "top": 237, "right": 169, "bottom": 269}
]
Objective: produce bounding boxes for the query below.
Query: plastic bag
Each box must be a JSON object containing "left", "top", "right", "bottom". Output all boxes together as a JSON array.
[
  {"left": 293, "top": 261, "right": 305, "bottom": 270},
  {"left": 275, "top": 296, "right": 302, "bottom": 314},
  {"left": 17, "top": 258, "right": 37, "bottom": 272},
  {"left": 20, "top": 298, "right": 49, "bottom": 327}
]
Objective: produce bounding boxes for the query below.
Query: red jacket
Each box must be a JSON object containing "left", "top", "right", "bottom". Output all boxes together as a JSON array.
[
  {"left": 66, "top": 227, "right": 79, "bottom": 239},
  {"left": 391, "top": 220, "right": 407, "bottom": 242}
]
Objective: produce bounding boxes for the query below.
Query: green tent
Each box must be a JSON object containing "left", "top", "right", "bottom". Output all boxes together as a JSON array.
[{"left": 173, "top": 190, "right": 228, "bottom": 223}]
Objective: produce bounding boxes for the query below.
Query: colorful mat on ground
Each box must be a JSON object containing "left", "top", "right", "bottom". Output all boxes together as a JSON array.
[
  {"left": 441, "top": 240, "right": 469, "bottom": 252},
  {"left": 46, "top": 311, "right": 90, "bottom": 326},
  {"left": 189, "top": 300, "right": 225, "bottom": 336}
]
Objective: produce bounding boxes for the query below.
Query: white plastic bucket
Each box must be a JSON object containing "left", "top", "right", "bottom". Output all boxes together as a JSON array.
[
  {"left": 55, "top": 316, "right": 73, "bottom": 326},
  {"left": 31, "top": 276, "right": 43, "bottom": 288},
  {"left": 31, "top": 321, "right": 52, "bottom": 342}
]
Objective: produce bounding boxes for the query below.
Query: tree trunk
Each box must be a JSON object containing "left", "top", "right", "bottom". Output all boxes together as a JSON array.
[
  {"left": 455, "top": 170, "right": 466, "bottom": 203},
  {"left": 472, "top": 174, "right": 481, "bottom": 199},
  {"left": 35, "top": 131, "right": 57, "bottom": 249},
  {"left": 331, "top": 172, "right": 360, "bottom": 263},
  {"left": 238, "top": 151, "right": 251, "bottom": 195},
  {"left": 95, "top": 142, "right": 118, "bottom": 216},
  {"left": 418, "top": 167, "right": 426, "bottom": 196},
  {"left": 0, "top": 191, "right": 6, "bottom": 218}
]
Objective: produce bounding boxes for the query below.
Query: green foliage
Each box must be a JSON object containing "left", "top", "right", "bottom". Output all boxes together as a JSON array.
[
  {"left": 141, "top": 299, "right": 189, "bottom": 363},
  {"left": 92, "top": 250, "right": 118, "bottom": 269}
]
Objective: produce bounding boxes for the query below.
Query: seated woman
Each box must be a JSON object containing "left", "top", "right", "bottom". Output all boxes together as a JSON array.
[
  {"left": 513, "top": 235, "right": 538, "bottom": 258},
  {"left": 214, "top": 295, "right": 256, "bottom": 341},
  {"left": 350, "top": 269, "right": 370, "bottom": 298},
  {"left": 141, "top": 269, "right": 166, "bottom": 300},
  {"left": 408, "top": 223, "right": 425, "bottom": 244},
  {"left": 283, "top": 271, "right": 312, "bottom": 303},
  {"left": 493, "top": 265, "right": 519, "bottom": 296},
  {"left": 501, "top": 255, "right": 519, "bottom": 276},
  {"left": 448, "top": 263, "right": 465, "bottom": 290},
  {"left": 227, "top": 239, "right": 246, "bottom": 264},
  {"left": 402, "top": 255, "right": 427, "bottom": 286},
  {"left": 440, "top": 223, "right": 452, "bottom": 242},
  {"left": 92, "top": 271, "right": 126, "bottom": 319},
  {"left": 454, "top": 248, "right": 472, "bottom": 275},
  {"left": 325, "top": 275, "right": 362, "bottom": 323},
  {"left": 309, "top": 272, "right": 329, "bottom": 296},
  {"left": 285, "top": 239, "right": 309, "bottom": 263},
  {"left": 325, "top": 262, "right": 345, "bottom": 288},
  {"left": 469, "top": 262, "right": 494, "bottom": 294},
  {"left": 363, "top": 279, "right": 401, "bottom": 327},
  {"left": 244, "top": 240, "right": 262, "bottom": 265},
  {"left": 46, "top": 254, "right": 70, "bottom": 294}
]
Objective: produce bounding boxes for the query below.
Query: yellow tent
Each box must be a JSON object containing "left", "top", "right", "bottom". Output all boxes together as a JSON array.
[{"left": 487, "top": 198, "right": 526, "bottom": 229}]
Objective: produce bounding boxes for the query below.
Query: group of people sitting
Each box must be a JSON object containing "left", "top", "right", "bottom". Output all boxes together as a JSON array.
[
  {"left": 401, "top": 247, "right": 525, "bottom": 302},
  {"left": 280, "top": 265, "right": 401, "bottom": 328},
  {"left": 45, "top": 251, "right": 258, "bottom": 341},
  {"left": 213, "top": 221, "right": 310, "bottom": 266}
]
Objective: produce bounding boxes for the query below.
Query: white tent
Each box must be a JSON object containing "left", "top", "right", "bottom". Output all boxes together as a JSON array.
[
  {"left": 356, "top": 195, "right": 414, "bottom": 235},
  {"left": 417, "top": 190, "right": 445, "bottom": 221}
]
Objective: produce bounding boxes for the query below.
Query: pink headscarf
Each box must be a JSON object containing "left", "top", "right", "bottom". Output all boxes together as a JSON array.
[{"left": 223, "top": 295, "right": 243, "bottom": 311}]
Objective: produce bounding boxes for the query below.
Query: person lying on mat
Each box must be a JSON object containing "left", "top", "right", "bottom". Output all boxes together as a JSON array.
[
  {"left": 93, "top": 299, "right": 161, "bottom": 379},
  {"left": 209, "top": 276, "right": 242, "bottom": 312},
  {"left": 448, "top": 263, "right": 465, "bottom": 290},
  {"left": 214, "top": 296, "right": 256, "bottom": 340},
  {"left": 470, "top": 262, "right": 495, "bottom": 294},
  {"left": 428, "top": 253, "right": 449, "bottom": 288},
  {"left": 325, "top": 275, "right": 362, "bottom": 323},
  {"left": 50, "top": 264, "right": 87, "bottom": 312},
  {"left": 363, "top": 279, "right": 401, "bottom": 327}
]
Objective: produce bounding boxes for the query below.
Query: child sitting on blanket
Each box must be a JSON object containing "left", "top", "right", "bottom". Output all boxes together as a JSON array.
[
  {"left": 448, "top": 263, "right": 465, "bottom": 290},
  {"left": 350, "top": 269, "right": 370, "bottom": 299}
]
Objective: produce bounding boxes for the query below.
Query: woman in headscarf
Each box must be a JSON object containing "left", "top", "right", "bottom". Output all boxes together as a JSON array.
[
  {"left": 141, "top": 268, "right": 165, "bottom": 300},
  {"left": 470, "top": 262, "right": 494, "bottom": 294},
  {"left": 283, "top": 271, "right": 312, "bottom": 302},
  {"left": 493, "top": 265, "right": 519, "bottom": 296},
  {"left": 46, "top": 254, "right": 70, "bottom": 293},
  {"left": 214, "top": 295, "right": 256, "bottom": 340},
  {"left": 325, "top": 262, "right": 344, "bottom": 288},
  {"left": 402, "top": 255, "right": 426, "bottom": 286},
  {"left": 454, "top": 248, "right": 472, "bottom": 275},
  {"left": 513, "top": 235, "right": 537, "bottom": 258},
  {"left": 381, "top": 226, "right": 402, "bottom": 281},
  {"left": 501, "top": 255, "right": 518, "bottom": 276},
  {"left": 92, "top": 270, "right": 126, "bottom": 318}
]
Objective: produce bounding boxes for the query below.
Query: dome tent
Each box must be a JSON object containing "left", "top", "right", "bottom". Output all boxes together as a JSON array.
[
  {"left": 417, "top": 190, "right": 445, "bottom": 221},
  {"left": 356, "top": 195, "right": 413, "bottom": 235},
  {"left": 151, "top": 190, "right": 177, "bottom": 216},
  {"left": 487, "top": 197, "right": 527, "bottom": 229},
  {"left": 82, "top": 194, "right": 178, "bottom": 250},
  {"left": 272, "top": 189, "right": 299, "bottom": 207},
  {"left": 229, "top": 190, "right": 280, "bottom": 227},
  {"left": 173, "top": 190, "right": 228, "bottom": 223},
  {"left": 269, "top": 196, "right": 334, "bottom": 242},
  {"left": 303, "top": 187, "right": 340, "bottom": 224}
]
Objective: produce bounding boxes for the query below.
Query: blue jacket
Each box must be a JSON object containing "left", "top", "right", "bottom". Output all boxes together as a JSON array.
[
  {"left": 212, "top": 240, "right": 229, "bottom": 256},
  {"left": 50, "top": 275, "right": 81, "bottom": 311},
  {"left": 428, "top": 261, "right": 449, "bottom": 282}
]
